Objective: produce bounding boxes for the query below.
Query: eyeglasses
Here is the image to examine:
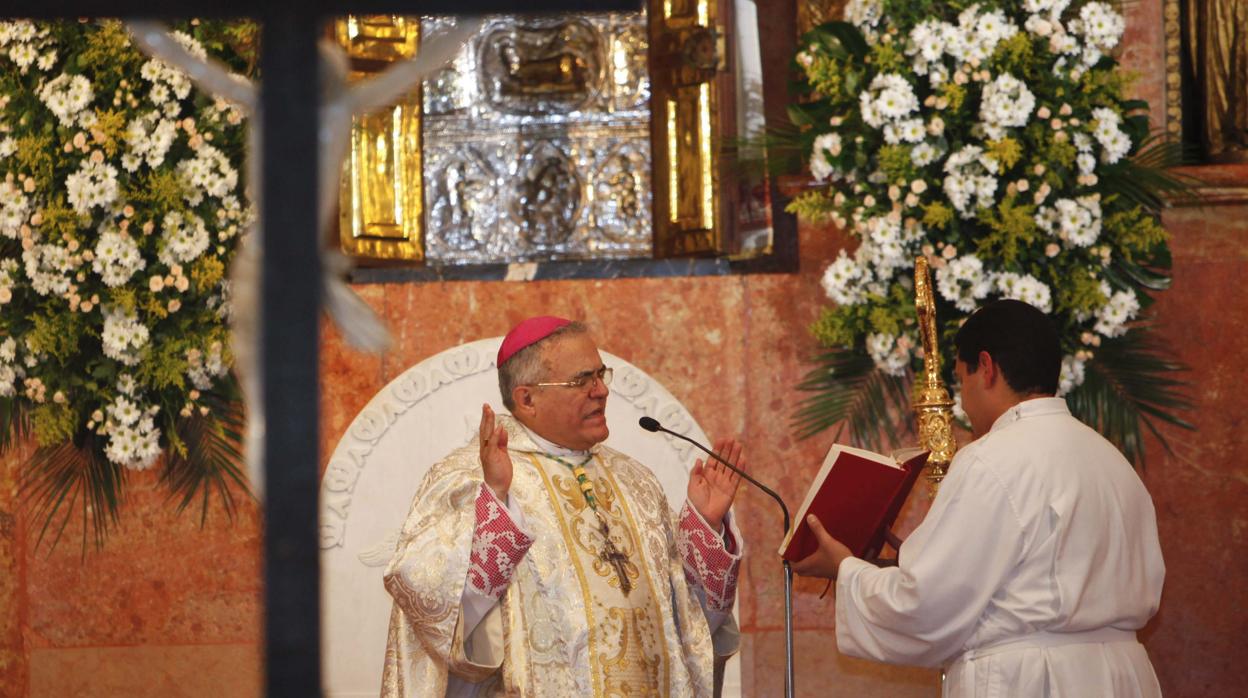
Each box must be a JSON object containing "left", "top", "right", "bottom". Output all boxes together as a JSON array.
[{"left": 530, "top": 366, "right": 613, "bottom": 391}]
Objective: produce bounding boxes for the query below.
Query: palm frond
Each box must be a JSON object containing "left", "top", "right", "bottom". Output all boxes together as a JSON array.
[
  {"left": 793, "top": 347, "right": 914, "bottom": 452},
  {"left": 1064, "top": 325, "right": 1193, "bottom": 467},
  {"left": 1100, "top": 134, "right": 1207, "bottom": 213},
  {"left": 0, "top": 397, "right": 30, "bottom": 454},
  {"left": 160, "top": 376, "right": 251, "bottom": 524},
  {"left": 20, "top": 436, "right": 125, "bottom": 553}
]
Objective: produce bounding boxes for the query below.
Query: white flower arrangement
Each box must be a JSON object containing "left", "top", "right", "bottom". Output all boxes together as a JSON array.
[
  {"left": 788, "top": 0, "right": 1185, "bottom": 453},
  {"left": 0, "top": 19, "right": 255, "bottom": 544}
]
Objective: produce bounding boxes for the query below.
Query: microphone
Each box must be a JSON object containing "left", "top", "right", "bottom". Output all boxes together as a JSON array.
[
  {"left": 640, "top": 414, "right": 798, "bottom": 698},
  {"left": 638, "top": 416, "right": 790, "bottom": 534}
]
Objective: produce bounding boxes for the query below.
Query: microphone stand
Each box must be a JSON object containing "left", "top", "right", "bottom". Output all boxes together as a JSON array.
[{"left": 640, "top": 418, "right": 795, "bottom": 698}]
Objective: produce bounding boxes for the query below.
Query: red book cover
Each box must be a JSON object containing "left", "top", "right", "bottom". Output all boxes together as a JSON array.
[{"left": 779, "top": 446, "right": 928, "bottom": 562}]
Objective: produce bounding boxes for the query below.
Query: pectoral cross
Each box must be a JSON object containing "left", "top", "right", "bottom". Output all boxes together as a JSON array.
[{"left": 597, "top": 516, "right": 632, "bottom": 597}]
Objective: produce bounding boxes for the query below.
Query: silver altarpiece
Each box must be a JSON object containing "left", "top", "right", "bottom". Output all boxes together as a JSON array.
[{"left": 335, "top": 2, "right": 771, "bottom": 266}]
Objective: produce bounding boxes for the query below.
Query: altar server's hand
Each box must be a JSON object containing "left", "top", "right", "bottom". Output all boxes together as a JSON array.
[
  {"left": 791, "top": 515, "right": 852, "bottom": 580},
  {"left": 479, "top": 404, "right": 513, "bottom": 500},
  {"left": 688, "top": 438, "right": 745, "bottom": 533}
]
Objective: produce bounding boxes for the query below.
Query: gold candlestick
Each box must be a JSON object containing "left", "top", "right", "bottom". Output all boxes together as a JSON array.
[{"left": 912, "top": 256, "right": 957, "bottom": 490}]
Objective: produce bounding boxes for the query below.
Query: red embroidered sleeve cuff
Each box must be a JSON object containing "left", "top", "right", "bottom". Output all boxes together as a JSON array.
[
  {"left": 678, "top": 500, "right": 742, "bottom": 613},
  {"left": 467, "top": 484, "right": 534, "bottom": 600}
]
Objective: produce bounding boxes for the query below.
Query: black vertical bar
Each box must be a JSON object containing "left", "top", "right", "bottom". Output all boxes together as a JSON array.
[{"left": 260, "top": 12, "right": 322, "bottom": 696}]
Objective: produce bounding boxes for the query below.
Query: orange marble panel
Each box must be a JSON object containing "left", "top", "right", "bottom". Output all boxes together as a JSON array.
[
  {"left": 28, "top": 644, "right": 260, "bottom": 697},
  {"left": 24, "top": 468, "right": 261, "bottom": 649},
  {"left": 742, "top": 629, "right": 938, "bottom": 697},
  {"left": 0, "top": 446, "right": 30, "bottom": 697},
  {"left": 1132, "top": 199, "right": 1248, "bottom": 695}
]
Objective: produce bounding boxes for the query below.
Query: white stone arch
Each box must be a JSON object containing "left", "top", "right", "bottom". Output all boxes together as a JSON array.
[{"left": 320, "top": 337, "right": 741, "bottom": 696}]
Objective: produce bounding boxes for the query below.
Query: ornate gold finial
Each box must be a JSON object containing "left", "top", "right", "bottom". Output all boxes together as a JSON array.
[{"left": 912, "top": 256, "right": 957, "bottom": 490}]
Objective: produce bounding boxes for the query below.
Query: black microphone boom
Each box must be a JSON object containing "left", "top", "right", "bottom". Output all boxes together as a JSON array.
[
  {"left": 640, "top": 414, "right": 797, "bottom": 698},
  {"left": 638, "top": 417, "right": 790, "bottom": 535}
]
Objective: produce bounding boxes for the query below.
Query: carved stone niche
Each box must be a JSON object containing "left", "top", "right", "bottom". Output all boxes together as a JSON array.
[
  {"left": 335, "top": 1, "right": 774, "bottom": 267},
  {"left": 319, "top": 338, "right": 741, "bottom": 697}
]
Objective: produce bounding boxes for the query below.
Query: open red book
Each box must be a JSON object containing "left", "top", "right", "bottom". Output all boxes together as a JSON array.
[{"left": 779, "top": 445, "right": 929, "bottom": 563}]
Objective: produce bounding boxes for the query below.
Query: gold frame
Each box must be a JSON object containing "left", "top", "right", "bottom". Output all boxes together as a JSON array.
[
  {"left": 335, "top": 16, "right": 425, "bottom": 263},
  {"left": 649, "top": 0, "right": 726, "bottom": 256}
]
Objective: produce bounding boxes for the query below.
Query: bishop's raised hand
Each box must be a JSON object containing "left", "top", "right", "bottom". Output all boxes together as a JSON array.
[
  {"left": 687, "top": 438, "right": 745, "bottom": 533},
  {"left": 479, "top": 404, "right": 513, "bottom": 500}
]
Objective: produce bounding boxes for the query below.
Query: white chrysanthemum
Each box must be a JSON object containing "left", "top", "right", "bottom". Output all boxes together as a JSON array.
[
  {"left": 1094, "top": 288, "right": 1139, "bottom": 337},
  {"left": 1071, "top": 2, "right": 1124, "bottom": 53},
  {"left": 945, "top": 6, "right": 1019, "bottom": 64},
  {"left": 1077, "top": 152, "right": 1096, "bottom": 175},
  {"left": 821, "top": 251, "right": 872, "bottom": 306},
  {"left": 0, "top": 137, "right": 16, "bottom": 159},
  {"left": 1091, "top": 107, "right": 1131, "bottom": 163},
  {"left": 92, "top": 230, "right": 147, "bottom": 287},
  {"left": 37, "top": 73, "right": 93, "bottom": 127},
  {"left": 860, "top": 73, "right": 919, "bottom": 129},
  {"left": 942, "top": 146, "right": 999, "bottom": 217},
  {"left": 911, "top": 142, "right": 944, "bottom": 167},
  {"left": 124, "top": 111, "right": 178, "bottom": 170},
  {"left": 908, "top": 19, "right": 952, "bottom": 64},
  {"left": 995, "top": 272, "right": 1053, "bottom": 313},
  {"left": 157, "top": 211, "right": 210, "bottom": 266},
  {"left": 64, "top": 159, "right": 119, "bottom": 215},
  {"left": 0, "top": 259, "right": 17, "bottom": 305},
  {"left": 857, "top": 215, "right": 924, "bottom": 281},
  {"left": 867, "top": 332, "right": 914, "bottom": 376},
  {"left": 101, "top": 308, "right": 150, "bottom": 366},
  {"left": 810, "top": 133, "right": 843, "bottom": 182},
  {"left": 1057, "top": 354, "right": 1087, "bottom": 397},
  {"left": 175, "top": 144, "right": 239, "bottom": 205},
  {"left": 845, "top": 0, "right": 884, "bottom": 35},
  {"left": 107, "top": 395, "right": 142, "bottom": 427},
  {"left": 0, "top": 180, "right": 31, "bottom": 239},
  {"left": 936, "top": 254, "right": 994, "bottom": 312},
  {"left": 1024, "top": 0, "right": 1072, "bottom": 17},
  {"left": 1036, "top": 196, "right": 1102, "bottom": 247},
  {"left": 104, "top": 411, "right": 162, "bottom": 471},
  {"left": 21, "top": 243, "right": 74, "bottom": 297},
  {"left": 980, "top": 74, "right": 1036, "bottom": 138}
]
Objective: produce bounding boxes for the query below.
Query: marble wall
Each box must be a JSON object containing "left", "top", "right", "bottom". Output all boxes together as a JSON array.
[{"left": 2, "top": 2, "right": 1246, "bottom": 696}]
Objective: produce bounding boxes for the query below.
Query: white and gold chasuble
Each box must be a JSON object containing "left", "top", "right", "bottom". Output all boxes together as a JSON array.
[{"left": 382, "top": 415, "right": 728, "bottom": 697}]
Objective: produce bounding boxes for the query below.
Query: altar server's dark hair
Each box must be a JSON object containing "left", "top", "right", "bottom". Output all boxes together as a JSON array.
[{"left": 955, "top": 299, "right": 1061, "bottom": 396}]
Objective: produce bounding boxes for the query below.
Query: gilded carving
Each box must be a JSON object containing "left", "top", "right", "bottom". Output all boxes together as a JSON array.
[{"left": 912, "top": 257, "right": 958, "bottom": 488}]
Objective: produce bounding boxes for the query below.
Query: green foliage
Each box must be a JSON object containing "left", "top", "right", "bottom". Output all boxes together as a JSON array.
[
  {"left": 784, "top": 189, "right": 840, "bottom": 221},
  {"left": 871, "top": 42, "right": 906, "bottom": 73},
  {"left": 878, "top": 145, "right": 917, "bottom": 185},
  {"left": 975, "top": 196, "right": 1040, "bottom": 266},
  {"left": 27, "top": 311, "right": 82, "bottom": 363},
  {"left": 31, "top": 402, "right": 76, "bottom": 445},
  {"left": 124, "top": 170, "right": 186, "bottom": 214},
  {"left": 806, "top": 56, "right": 847, "bottom": 100},
  {"left": 1053, "top": 266, "right": 1109, "bottom": 315},
  {"left": 923, "top": 201, "right": 954, "bottom": 230},
  {"left": 811, "top": 304, "right": 871, "bottom": 348},
  {"left": 985, "top": 138, "right": 1023, "bottom": 171},
  {"left": 1104, "top": 207, "right": 1170, "bottom": 262},
  {"left": 136, "top": 336, "right": 188, "bottom": 391},
  {"left": 991, "top": 32, "right": 1035, "bottom": 77}
]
